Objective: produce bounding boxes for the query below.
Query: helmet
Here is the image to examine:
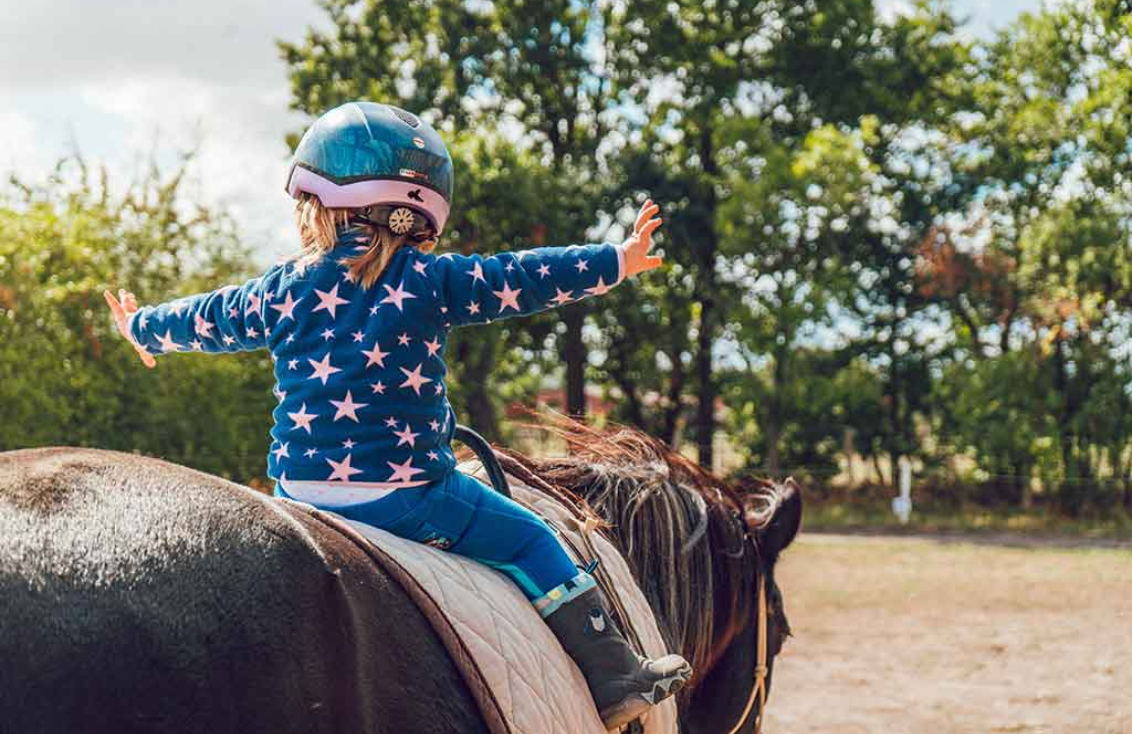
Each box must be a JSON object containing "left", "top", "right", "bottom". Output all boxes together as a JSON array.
[{"left": 286, "top": 101, "right": 454, "bottom": 234}]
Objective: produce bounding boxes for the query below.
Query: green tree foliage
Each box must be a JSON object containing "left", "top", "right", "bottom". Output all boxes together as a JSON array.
[
  {"left": 0, "top": 159, "right": 275, "bottom": 484},
  {"left": 928, "top": 0, "right": 1132, "bottom": 512},
  {"left": 5, "top": 0, "right": 1130, "bottom": 522}
]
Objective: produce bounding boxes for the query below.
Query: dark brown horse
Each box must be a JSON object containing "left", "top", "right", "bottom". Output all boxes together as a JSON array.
[{"left": 0, "top": 425, "right": 799, "bottom": 734}]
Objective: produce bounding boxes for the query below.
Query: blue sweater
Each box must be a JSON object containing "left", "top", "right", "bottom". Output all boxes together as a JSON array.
[{"left": 129, "top": 227, "right": 624, "bottom": 502}]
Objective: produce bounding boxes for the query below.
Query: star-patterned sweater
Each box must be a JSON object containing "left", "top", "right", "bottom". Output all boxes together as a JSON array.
[{"left": 128, "top": 228, "right": 625, "bottom": 504}]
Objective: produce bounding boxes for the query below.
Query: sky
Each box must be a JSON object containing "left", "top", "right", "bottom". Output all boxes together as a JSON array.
[{"left": 0, "top": 0, "right": 1041, "bottom": 265}]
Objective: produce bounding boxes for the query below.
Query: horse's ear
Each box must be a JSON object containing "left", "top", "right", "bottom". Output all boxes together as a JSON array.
[{"left": 745, "top": 477, "right": 803, "bottom": 564}]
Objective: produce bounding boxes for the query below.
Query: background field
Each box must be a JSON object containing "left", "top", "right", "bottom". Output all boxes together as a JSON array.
[{"left": 764, "top": 533, "right": 1131, "bottom": 734}]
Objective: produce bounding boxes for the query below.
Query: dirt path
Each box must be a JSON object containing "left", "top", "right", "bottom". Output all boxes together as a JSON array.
[{"left": 763, "top": 534, "right": 1131, "bottom": 734}]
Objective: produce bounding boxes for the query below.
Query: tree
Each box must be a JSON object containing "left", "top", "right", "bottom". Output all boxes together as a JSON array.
[
  {"left": 936, "top": 0, "right": 1132, "bottom": 512},
  {"left": 0, "top": 157, "right": 275, "bottom": 484}
]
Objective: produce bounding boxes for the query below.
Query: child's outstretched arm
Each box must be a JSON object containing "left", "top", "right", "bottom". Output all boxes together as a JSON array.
[
  {"left": 426, "top": 200, "right": 664, "bottom": 328},
  {"left": 104, "top": 267, "right": 284, "bottom": 365}
]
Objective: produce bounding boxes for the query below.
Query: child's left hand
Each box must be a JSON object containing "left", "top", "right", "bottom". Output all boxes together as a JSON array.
[
  {"left": 103, "top": 289, "right": 156, "bottom": 368},
  {"left": 620, "top": 199, "right": 665, "bottom": 279}
]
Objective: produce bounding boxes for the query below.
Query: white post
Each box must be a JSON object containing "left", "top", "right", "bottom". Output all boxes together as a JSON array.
[{"left": 892, "top": 457, "right": 913, "bottom": 524}]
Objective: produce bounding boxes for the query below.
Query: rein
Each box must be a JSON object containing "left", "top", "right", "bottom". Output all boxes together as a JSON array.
[
  {"left": 723, "top": 571, "right": 768, "bottom": 734},
  {"left": 710, "top": 511, "right": 768, "bottom": 734}
]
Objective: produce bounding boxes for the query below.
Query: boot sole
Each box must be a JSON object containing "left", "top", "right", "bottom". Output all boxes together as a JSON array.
[{"left": 599, "top": 661, "right": 692, "bottom": 731}]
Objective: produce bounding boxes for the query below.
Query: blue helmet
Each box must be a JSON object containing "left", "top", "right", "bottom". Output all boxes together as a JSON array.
[{"left": 286, "top": 101, "right": 454, "bottom": 234}]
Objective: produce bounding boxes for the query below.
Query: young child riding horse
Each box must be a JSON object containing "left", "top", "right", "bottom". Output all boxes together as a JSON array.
[{"left": 105, "top": 101, "right": 691, "bottom": 728}]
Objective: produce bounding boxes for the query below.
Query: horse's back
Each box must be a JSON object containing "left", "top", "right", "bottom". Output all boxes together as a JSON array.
[{"left": 0, "top": 447, "right": 487, "bottom": 734}]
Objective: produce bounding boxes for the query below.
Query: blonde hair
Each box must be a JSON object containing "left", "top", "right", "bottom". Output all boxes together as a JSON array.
[{"left": 291, "top": 193, "right": 439, "bottom": 289}]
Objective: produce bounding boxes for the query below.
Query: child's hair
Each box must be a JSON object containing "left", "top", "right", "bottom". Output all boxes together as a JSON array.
[{"left": 291, "top": 193, "right": 439, "bottom": 289}]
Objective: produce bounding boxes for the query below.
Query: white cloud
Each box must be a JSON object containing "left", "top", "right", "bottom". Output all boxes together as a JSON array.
[
  {"left": 0, "top": 0, "right": 327, "bottom": 91},
  {"left": 0, "top": 111, "right": 57, "bottom": 178}
]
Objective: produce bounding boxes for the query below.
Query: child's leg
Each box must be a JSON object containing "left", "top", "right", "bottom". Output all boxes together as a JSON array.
[{"left": 405, "top": 470, "right": 596, "bottom": 615}]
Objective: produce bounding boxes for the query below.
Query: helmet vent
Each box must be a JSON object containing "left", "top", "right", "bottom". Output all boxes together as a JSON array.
[{"left": 392, "top": 107, "right": 421, "bottom": 128}]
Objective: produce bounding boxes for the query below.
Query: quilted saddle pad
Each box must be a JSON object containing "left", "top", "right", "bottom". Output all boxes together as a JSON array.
[{"left": 335, "top": 466, "right": 680, "bottom": 734}]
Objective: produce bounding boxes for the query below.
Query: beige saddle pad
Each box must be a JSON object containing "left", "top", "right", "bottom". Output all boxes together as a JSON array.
[{"left": 336, "top": 464, "right": 680, "bottom": 734}]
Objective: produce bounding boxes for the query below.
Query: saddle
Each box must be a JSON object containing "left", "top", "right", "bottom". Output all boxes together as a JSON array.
[{"left": 282, "top": 461, "right": 679, "bottom": 734}]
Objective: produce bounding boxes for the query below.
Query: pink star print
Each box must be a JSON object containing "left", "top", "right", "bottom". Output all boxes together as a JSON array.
[
  {"left": 312, "top": 284, "right": 349, "bottom": 319},
  {"left": 505, "top": 261, "right": 515, "bottom": 273},
  {"left": 399, "top": 363, "right": 433, "bottom": 396},
  {"left": 362, "top": 341, "right": 389, "bottom": 368},
  {"left": 380, "top": 281, "right": 417, "bottom": 311},
  {"left": 228, "top": 307, "right": 239, "bottom": 319},
  {"left": 466, "top": 301, "right": 481, "bottom": 315},
  {"left": 398, "top": 333, "right": 411, "bottom": 347},
  {"left": 370, "top": 381, "right": 386, "bottom": 394},
  {"left": 427, "top": 451, "right": 439, "bottom": 461},
  {"left": 321, "top": 328, "right": 335, "bottom": 341},
  {"left": 307, "top": 353, "right": 341, "bottom": 385},
  {"left": 304, "top": 448, "right": 318, "bottom": 458},
  {"left": 272, "top": 442, "right": 290, "bottom": 460},
  {"left": 586, "top": 277, "right": 614, "bottom": 297},
  {"left": 551, "top": 287, "right": 574, "bottom": 306},
  {"left": 493, "top": 282, "right": 523, "bottom": 312},
  {"left": 246, "top": 327, "right": 259, "bottom": 339},
  {"left": 270, "top": 291, "right": 301, "bottom": 320},
  {"left": 387, "top": 457, "right": 426, "bottom": 483},
  {"left": 413, "top": 260, "right": 429, "bottom": 275},
  {"left": 469, "top": 261, "right": 486, "bottom": 284},
  {"left": 429, "top": 419, "right": 441, "bottom": 431},
  {"left": 194, "top": 315, "right": 214, "bottom": 337},
  {"left": 424, "top": 336, "right": 442, "bottom": 358},
  {"left": 352, "top": 330, "right": 365, "bottom": 343},
  {"left": 330, "top": 390, "right": 368, "bottom": 422},
  {"left": 343, "top": 438, "right": 356, "bottom": 449},
  {"left": 287, "top": 359, "right": 299, "bottom": 370},
  {"left": 223, "top": 335, "right": 236, "bottom": 346},
  {"left": 190, "top": 339, "right": 204, "bottom": 351},
  {"left": 327, "top": 454, "right": 364, "bottom": 482},
  {"left": 385, "top": 417, "right": 400, "bottom": 428},
  {"left": 156, "top": 330, "right": 181, "bottom": 353},
  {"left": 246, "top": 292, "right": 262, "bottom": 318},
  {"left": 288, "top": 403, "right": 319, "bottom": 434},
  {"left": 575, "top": 259, "right": 589, "bottom": 273},
  {"left": 393, "top": 424, "right": 420, "bottom": 448},
  {"left": 537, "top": 263, "right": 551, "bottom": 278}
]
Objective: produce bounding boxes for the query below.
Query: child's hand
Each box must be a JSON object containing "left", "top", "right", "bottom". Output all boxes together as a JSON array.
[
  {"left": 103, "top": 289, "right": 156, "bottom": 368},
  {"left": 620, "top": 199, "right": 664, "bottom": 279}
]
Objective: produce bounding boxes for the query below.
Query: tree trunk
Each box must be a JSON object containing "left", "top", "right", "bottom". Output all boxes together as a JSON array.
[
  {"left": 563, "top": 305, "right": 587, "bottom": 417},
  {"left": 452, "top": 333, "right": 501, "bottom": 442},
  {"left": 694, "top": 120, "right": 719, "bottom": 471}
]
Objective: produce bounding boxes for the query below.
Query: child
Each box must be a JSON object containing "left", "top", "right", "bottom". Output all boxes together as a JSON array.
[{"left": 105, "top": 101, "right": 690, "bottom": 728}]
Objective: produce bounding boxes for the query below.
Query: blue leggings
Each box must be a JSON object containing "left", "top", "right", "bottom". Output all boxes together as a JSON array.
[{"left": 283, "top": 471, "right": 592, "bottom": 611}]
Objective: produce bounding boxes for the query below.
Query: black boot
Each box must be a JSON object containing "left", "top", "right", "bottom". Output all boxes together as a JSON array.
[{"left": 544, "top": 586, "right": 692, "bottom": 730}]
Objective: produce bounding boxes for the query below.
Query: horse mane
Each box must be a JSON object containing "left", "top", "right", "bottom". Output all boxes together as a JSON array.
[{"left": 492, "top": 414, "right": 780, "bottom": 689}]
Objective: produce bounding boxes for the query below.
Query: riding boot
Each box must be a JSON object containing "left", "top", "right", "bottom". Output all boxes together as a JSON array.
[{"left": 544, "top": 586, "right": 692, "bottom": 730}]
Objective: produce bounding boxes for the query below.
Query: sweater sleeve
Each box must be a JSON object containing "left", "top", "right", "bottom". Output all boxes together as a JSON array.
[
  {"left": 127, "top": 265, "right": 286, "bottom": 356},
  {"left": 422, "top": 243, "right": 626, "bottom": 328}
]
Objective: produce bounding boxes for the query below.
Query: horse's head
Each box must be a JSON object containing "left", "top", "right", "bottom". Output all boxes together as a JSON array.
[{"left": 493, "top": 418, "right": 802, "bottom": 734}]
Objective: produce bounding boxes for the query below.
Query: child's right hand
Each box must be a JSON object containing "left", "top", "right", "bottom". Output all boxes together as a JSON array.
[
  {"left": 103, "top": 289, "right": 156, "bottom": 368},
  {"left": 620, "top": 199, "right": 665, "bottom": 279}
]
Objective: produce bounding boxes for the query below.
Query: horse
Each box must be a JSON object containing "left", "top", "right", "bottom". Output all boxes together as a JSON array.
[{"left": 0, "top": 422, "right": 800, "bottom": 734}]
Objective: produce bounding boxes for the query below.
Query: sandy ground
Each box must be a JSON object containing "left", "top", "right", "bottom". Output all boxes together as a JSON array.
[{"left": 762, "top": 533, "right": 1132, "bottom": 734}]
